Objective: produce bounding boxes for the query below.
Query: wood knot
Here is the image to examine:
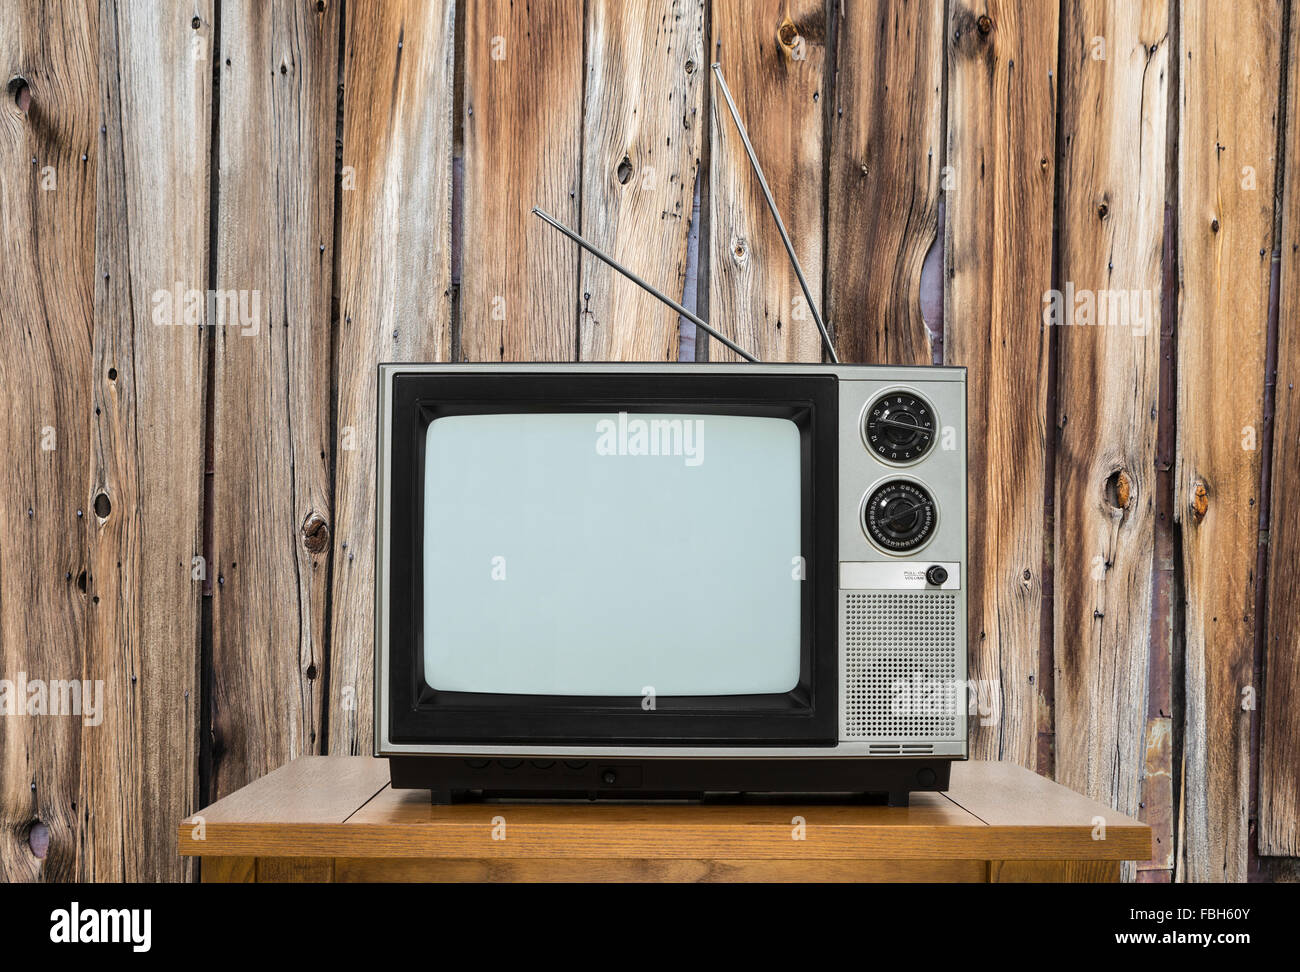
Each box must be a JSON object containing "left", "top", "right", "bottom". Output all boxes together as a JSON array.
[
  {"left": 977, "top": 15, "right": 993, "bottom": 35},
  {"left": 26, "top": 819, "right": 49, "bottom": 859},
  {"left": 8, "top": 76, "right": 31, "bottom": 113},
  {"left": 301, "top": 513, "right": 330, "bottom": 553},
  {"left": 730, "top": 235, "right": 749, "bottom": 265},
  {"left": 1105, "top": 469, "right": 1131, "bottom": 510},
  {"left": 777, "top": 18, "right": 801, "bottom": 52},
  {"left": 1190, "top": 480, "right": 1209, "bottom": 523}
]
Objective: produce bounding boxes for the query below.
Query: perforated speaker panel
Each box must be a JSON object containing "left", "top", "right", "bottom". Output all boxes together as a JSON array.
[{"left": 842, "top": 592, "right": 960, "bottom": 740}]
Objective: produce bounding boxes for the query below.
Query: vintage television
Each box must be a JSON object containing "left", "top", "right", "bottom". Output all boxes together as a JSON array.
[{"left": 375, "top": 361, "right": 968, "bottom": 805}]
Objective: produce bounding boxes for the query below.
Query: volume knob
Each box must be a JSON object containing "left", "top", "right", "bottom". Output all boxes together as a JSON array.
[{"left": 925, "top": 565, "right": 948, "bottom": 586}]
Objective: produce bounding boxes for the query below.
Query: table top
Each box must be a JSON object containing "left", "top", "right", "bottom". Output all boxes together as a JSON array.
[{"left": 178, "top": 757, "right": 1151, "bottom": 862}]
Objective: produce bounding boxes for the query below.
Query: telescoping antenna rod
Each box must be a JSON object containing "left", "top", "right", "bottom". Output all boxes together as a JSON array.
[
  {"left": 531, "top": 207, "right": 760, "bottom": 363},
  {"left": 711, "top": 63, "right": 840, "bottom": 364}
]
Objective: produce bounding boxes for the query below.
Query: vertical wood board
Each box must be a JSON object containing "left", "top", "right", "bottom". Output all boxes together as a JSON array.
[
  {"left": 827, "top": 0, "right": 944, "bottom": 365},
  {"left": 1175, "top": 0, "right": 1281, "bottom": 882},
  {"left": 578, "top": 0, "right": 705, "bottom": 362},
  {"left": 460, "top": 0, "right": 584, "bottom": 362},
  {"left": 944, "top": 0, "right": 1059, "bottom": 767},
  {"left": 81, "top": 0, "right": 211, "bottom": 881},
  {"left": 209, "top": 0, "right": 338, "bottom": 798},
  {"left": 709, "top": 0, "right": 827, "bottom": 362},
  {"left": 328, "top": 0, "right": 456, "bottom": 757},
  {"left": 0, "top": 0, "right": 98, "bottom": 882},
  {"left": 1052, "top": 0, "right": 1167, "bottom": 840}
]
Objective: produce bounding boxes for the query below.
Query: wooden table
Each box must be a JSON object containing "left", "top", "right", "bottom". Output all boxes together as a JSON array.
[{"left": 179, "top": 756, "right": 1151, "bottom": 882}]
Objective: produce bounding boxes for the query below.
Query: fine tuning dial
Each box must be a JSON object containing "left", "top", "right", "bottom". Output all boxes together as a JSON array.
[
  {"left": 863, "top": 480, "right": 937, "bottom": 553},
  {"left": 864, "top": 391, "right": 936, "bottom": 463}
]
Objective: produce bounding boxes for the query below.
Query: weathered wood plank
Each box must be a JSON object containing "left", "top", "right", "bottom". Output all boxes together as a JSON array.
[
  {"left": 1175, "top": 0, "right": 1282, "bottom": 881},
  {"left": 0, "top": 0, "right": 98, "bottom": 883},
  {"left": 827, "top": 0, "right": 943, "bottom": 365},
  {"left": 460, "top": 0, "right": 583, "bottom": 362},
  {"left": 327, "top": 0, "right": 455, "bottom": 757},
  {"left": 209, "top": 0, "right": 338, "bottom": 798},
  {"left": 1052, "top": 0, "right": 1168, "bottom": 872},
  {"left": 578, "top": 0, "right": 704, "bottom": 361},
  {"left": 944, "top": 0, "right": 1058, "bottom": 767},
  {"left": 1259, "top": 0, "right": 1300, "bottom": 858},
  {"left": 80, "top": 0, "right": 211, "bottom": 881},
  {"left": 708, "top": 0, "right": 826, "bottom": 362},
  {"left": 1140, "top": 195, "right": 1179, "bottom": 880}
]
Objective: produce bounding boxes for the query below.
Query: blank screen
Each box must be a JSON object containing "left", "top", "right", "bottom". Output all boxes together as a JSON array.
[{"left": 422, "top": 412, "right": 802, "bottom": 696}]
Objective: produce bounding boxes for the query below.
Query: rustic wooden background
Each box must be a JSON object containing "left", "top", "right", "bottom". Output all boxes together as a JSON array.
[{"left": 0, "top": 0, "right": 1296, "bottom": 883}]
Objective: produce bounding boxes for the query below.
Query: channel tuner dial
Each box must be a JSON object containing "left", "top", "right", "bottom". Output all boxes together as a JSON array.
[
  {"left": 863, "top": 480, "right": 937, "bottom": 553},
  {"left": 864, "top": 391, "right": 936, "bottom": 463}
]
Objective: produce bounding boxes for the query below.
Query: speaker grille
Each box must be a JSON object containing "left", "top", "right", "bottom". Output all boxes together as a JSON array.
[{"left": 843, "top": 592, "right": 959, "bottom": 739}]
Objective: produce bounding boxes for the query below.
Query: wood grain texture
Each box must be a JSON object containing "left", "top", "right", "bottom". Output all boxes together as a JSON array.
[
  {"left": 327, "top": 0, "right": 455, "bottom": 758},
  {"left": 81, "top": 0, "right": 212, "bottom": 882},
  {"left": 460, "top": 0, "right": 583, "bottom": 362},
  {"left": 257, "top": 855, "right": 333, "bottom": 882},
  {"left": 578, "top": 0, "right": 704, "bottom": 361},
  {"left": 178, "top": 757, "right": 1150, "bottom": 863},
  {"left": 201, "top": 855, "right": 254, "bottom": 883},
  {"left": 1259, "top": 0, "right": 1300, "bottom": 858},
  {"left": 988, "top": 859, "right": 1120, "bottom": 882},
  {"left": 708, "top": 0, "right": 826, "bottom": 362},
  {"left": 945, "top": 0, "right": 1058, "bottom": 768},
  {"left": 332, "top": 856, "right": 987, "bottom": 882},
  {"left": 0, "top": 0, "right": 98, "bottom": 883},
  {"left": 180, "top": 755, "right": 389, "bottom": 828},
  {"left": 1174, "top": 0, "right": 1282, "bottom": 881},
  {"left": 827, "top": 0, "right": 943, "bottom": 365},
  {"left": 944, "top": 758, "right": 1152, "bottom": 849},
  {"left": 209, "top": 0, "right": 338, "bottom": 799},
  {"left": 1052, "top": 0, "right": 1167, "bottom": 863}
]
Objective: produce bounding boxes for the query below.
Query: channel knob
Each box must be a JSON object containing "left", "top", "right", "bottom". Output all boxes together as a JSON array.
[
  {"left": 863, "top": 480, "right": 937, "bottom": 553},
  {"left": 864, "top": 391, "right": 936, "bottom": 463}
]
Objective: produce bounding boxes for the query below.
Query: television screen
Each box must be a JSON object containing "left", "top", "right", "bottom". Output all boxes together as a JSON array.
[{"left": 422, "top": 411, "right": 801, "bottom": 697}]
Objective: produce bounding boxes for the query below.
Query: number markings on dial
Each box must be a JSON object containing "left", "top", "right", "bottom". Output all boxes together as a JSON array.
[
  {"left": 863, "top": 480, "right": 937, "bottom": 552},
  {"left": 865, "top": 392, "right": 936, "bottom": 463}
]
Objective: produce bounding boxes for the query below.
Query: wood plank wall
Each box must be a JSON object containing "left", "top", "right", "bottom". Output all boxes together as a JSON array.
[
  {"left": 0, "top": 0, "right": 1295, "bottom": 884},
  {"left": 1053, "top": 0, "right": 1167, "bottom": 881},
  {"left": 946, "top": 0, "right": 1057, "bottom": 774}
]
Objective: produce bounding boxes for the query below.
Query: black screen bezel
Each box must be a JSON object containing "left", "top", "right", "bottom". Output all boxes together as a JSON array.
[{"left": 385, "top": 371, "right": 838, "bottom": 746}]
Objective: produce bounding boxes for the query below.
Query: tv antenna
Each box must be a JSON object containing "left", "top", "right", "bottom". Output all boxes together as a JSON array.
[
  {"left": 531, "top": 207, "right": 759, "bottom": 362},
  {"left": 531, "top": 62, "right": 839, "bottom": 365},
  {"left": 711, "top": 63, "right": 838, "bottom": 363}
]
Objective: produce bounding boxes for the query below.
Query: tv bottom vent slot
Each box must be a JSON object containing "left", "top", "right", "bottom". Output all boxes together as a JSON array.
[{"left": 868, "top": 743, "right": 934, "bottom": 756}]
